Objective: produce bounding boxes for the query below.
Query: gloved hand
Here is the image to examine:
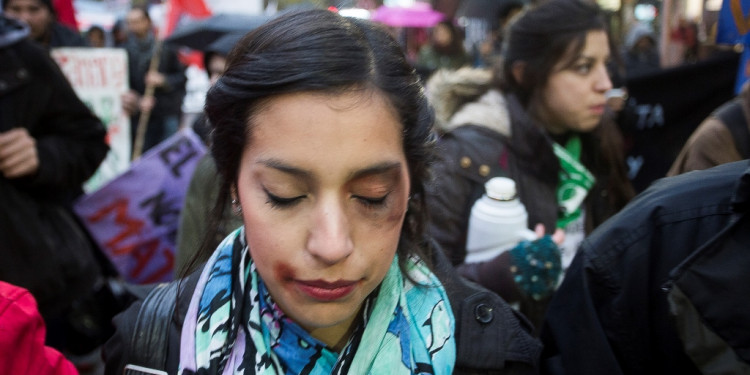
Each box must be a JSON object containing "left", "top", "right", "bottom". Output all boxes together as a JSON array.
[{"left": 509, "top": 232, "right": 563, "bottom": 301}]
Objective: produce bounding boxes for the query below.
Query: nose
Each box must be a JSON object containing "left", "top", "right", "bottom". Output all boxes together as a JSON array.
[
  {"left": 306, "top": 199, "right": 354, "bottom": 265},
  {"left": 594, "top": 65, "right": 613, "bottom": 93}
]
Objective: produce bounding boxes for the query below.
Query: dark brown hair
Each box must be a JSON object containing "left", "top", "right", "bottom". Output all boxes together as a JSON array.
[
  {"left": 499, "top": 0, "right": 608, "bottom": 107},
  {"left": 194, "top": 9, "right": 437, "bottom": 278}
]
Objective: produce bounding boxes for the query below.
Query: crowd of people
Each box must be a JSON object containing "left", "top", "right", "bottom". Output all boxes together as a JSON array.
[{"left": 1, "top": 0, "right": 749, "bottom": 374}]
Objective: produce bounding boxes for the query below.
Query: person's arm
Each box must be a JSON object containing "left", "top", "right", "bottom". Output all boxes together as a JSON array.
[
  {"left": 0, "top": 282, "right": 79, "bottom": 375},
  {"left": 425, "top": 138, "right": 477, "bottom": 266},
  {"left": 14, "top": 40, "right": 108, "bottom": 191},
  {"left": 156, "top": 45, "right": 187, "bottom": 94},
  {"left": 427, "top": 135, "right": 533, "bottom": 303},
  {"left": 668, "top": 117, "right": 742, "bottom": 176}
]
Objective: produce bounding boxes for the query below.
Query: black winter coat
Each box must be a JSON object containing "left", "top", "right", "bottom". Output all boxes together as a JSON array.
[
  {"left": 541, "top": 160, "right": 750, "bottom": 374},
  {"left": 0, "top": 15, "right": 109, "bottom": 316},
  {"left": 124, "top": 33, "right": 186, "bottom": 119},
  {"left": 427, "top": 92, "right": 627, "bottom": 268},
  {"left": 0, "top": 17, "right": 108, "bottom": 201},
  {"left": 425, "top": 90, "right": 632, "bottom": 329},
  {"left": 103, "top": 244, "right": 543, "bottom": 375}
]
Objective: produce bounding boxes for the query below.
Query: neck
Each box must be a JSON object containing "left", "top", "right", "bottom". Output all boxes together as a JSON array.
[
  {"left": 307, "top": 306, "right": 362, "bottom": 352},
  {"left": 528, "top": 100, "right": 566, "bottom": 136},
  {"left": 549, "top": 131, "right": 572, "bottom": 146}
]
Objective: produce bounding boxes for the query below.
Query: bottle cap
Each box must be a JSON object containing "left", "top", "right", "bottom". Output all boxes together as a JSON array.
[{"left": 485, "top": 177, "right": 517, "bottom": 201}]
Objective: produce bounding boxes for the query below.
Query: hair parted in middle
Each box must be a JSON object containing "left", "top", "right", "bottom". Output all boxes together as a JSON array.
[{"left": 202, "top": 9, "right": 438, "bottom": 275}]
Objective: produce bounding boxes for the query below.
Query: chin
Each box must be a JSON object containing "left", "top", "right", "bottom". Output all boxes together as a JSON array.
[
  {"left": 577, "top": 120, "right": 601, "bottom": 133},
  {"left": 295, "top": 306, "right": 355, "bottom": 329}
]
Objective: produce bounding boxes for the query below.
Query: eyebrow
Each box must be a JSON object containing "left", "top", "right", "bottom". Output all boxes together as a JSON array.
[
  {"left": 348, "top": 161, "right": 403, "bottom": 180},
  {"left": 257, "top": 159, "right": 403, "bottom": 181}
]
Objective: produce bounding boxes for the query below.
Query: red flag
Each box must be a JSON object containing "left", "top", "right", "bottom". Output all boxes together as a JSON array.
[
  {"left": 53, "top": 0, "right": 78, "bottom": 30},
  {"left": 163, "top": 0, "right": 212, "bottom": 38}
]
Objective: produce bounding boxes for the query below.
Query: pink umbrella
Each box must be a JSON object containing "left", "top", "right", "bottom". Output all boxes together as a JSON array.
[{"left": 371, "top": 2, "right": 445, "bottom": 28}]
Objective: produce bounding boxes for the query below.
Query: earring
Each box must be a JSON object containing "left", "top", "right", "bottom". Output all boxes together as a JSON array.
[{"left": 232, "top": 198, "right": 242, "bottom": 214}]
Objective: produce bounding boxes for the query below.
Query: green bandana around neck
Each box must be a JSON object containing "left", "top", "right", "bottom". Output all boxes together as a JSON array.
[{"left": 552, "top": 135, "right": 595, "bottom": 228}]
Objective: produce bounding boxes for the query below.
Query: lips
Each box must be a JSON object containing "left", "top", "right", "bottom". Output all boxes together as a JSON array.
[
  {"left": 590, "top": 104, "right": 606, "bottom": 114},
  {"left": 295, "top": 279, "right": 358, "bottom": 301}
]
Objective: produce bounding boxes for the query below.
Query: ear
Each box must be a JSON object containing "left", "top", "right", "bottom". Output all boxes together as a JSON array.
[{"left": 511, "top": 61, "right": 526, "bottom": 85}]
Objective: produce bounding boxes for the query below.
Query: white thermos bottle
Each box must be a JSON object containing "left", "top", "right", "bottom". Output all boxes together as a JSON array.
[{"left": 464, "top": 177, "right": 535, "bottom": 263}]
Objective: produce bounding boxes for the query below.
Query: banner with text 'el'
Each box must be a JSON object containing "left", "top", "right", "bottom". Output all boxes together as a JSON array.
[{"left": 74, "top": 129, "right": 206, "bottom": 284}]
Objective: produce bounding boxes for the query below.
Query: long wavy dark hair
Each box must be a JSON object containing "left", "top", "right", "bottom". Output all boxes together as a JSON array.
[
  {"left": 496, "top": 0, "right": 634, "bottom": 226},
  {"left": 498, "top": 0, "right": 607, "bottom": 107},
  {"left": 198, "top": 9, "right": 437, "bottom": 277}
]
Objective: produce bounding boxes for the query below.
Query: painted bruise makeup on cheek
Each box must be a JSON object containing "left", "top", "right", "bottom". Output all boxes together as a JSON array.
[
  {"left": 271, "top": 197, "right": 408, "bottom": 301},
  {"left": 274, "top": 262, "right": 296, "bottom": 284}
]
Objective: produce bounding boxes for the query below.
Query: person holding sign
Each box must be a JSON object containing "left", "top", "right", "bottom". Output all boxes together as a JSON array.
[
  {"left": 424, "top": 0, "right": 635, "bottom": 330},
  {"left": 121, "top": 6, "right": 186, "bottom": 156},
  {"left": 103, "top": 9, "right": 541, "bottom": 374}
]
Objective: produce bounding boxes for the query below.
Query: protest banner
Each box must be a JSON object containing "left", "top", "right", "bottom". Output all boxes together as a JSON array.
[
  {"left": 620, "top": 51, "right": 740, "bottom": 192},
  {"left": 51, "top": 47, "right": 131, "bottom": 193},
  {"left": 73, "top": 129, "right": 206, "bottom": 284}
]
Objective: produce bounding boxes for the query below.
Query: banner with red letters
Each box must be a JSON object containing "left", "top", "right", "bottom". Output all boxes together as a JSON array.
[
  {"left": 51, "top": 47, "right": 131, "bottom": 193},
  {"left": 73, "top": 129, "right": 206, "bottom": 284}
]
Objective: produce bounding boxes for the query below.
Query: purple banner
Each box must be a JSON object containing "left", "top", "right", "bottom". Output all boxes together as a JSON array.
[{"left": 74, "top": 129, "right": 206, "bottom": 284}]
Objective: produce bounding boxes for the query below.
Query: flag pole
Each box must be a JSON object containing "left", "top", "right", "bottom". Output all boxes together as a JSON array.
[
  {"left": 131, "top": 40, "right": 163, "bottom": 161},
  {"left": 131, "top": 1, "right": 173, "bottom": 161},
  {"left": 131, "top": 0, "right": 212, "bottom": 160}
]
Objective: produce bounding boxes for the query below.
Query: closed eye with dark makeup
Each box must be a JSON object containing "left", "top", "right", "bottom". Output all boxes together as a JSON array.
[
  {"left": 258, "top": 159, "right": 403, "bottom": 212},
  {"left": 262, "top": 184, "right": 393, "bottom": 210}
]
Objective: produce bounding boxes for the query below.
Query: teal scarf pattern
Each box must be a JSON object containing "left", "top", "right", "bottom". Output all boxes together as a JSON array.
[{"left": 179, "top": 228, "right": 456, "bottom": 374}]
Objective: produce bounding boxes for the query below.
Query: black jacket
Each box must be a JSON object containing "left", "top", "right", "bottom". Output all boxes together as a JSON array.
[
  {"left": 103, "top": 244, "right": 542, "bottom": 374},
  {"left": 425, "top": 87, "right": 631, "bottom": 329},
  {"left": 0, "top": 15, "right": 108, "bottom": 316},
  {"left": 427, "top": 90, "right": 628, "bottom": 268},
  {"left": 0, "top": 16, "right": 108, "bottom": 201},
  {"left": 124, "top": 33, "right": 186, "bottom": 119},
  {"left": 541, "top": 160, "right": 750, "bottom": 374}
]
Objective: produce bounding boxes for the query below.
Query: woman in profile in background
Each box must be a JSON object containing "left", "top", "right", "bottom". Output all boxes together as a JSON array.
[{"left": 425, "top": 0, "right": 634, "bottom": 330}]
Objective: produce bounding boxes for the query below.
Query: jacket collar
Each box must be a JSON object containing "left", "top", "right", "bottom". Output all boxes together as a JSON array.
[{"left": 446, "top": 89, "right": 511, "bottom": 136}]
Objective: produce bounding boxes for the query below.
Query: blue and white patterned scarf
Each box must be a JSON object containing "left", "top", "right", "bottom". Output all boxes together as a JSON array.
[{"left": 179, "top": 228, "right": 456, "bottom": 374}]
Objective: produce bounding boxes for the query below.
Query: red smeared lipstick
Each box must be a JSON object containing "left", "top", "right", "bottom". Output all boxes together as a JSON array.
[
  {"left": 295, "top": 279, "right": 358, "bottom": 301},
  {"left": 590, "top": 104, "right": 606, "bottom": 115}
]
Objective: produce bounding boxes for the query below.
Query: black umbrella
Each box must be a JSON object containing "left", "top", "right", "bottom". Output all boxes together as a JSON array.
[
  {"left": 456, "top": 0, "right": 526, "bottom": 29},
  {"left": 165, "top": 13, "right": 271, "bottom": 51}
]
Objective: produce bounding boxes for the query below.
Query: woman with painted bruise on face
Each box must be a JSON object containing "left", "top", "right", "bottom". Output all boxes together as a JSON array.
[
  {"left": 424, "top": 0, "right": 635, "bottom": 331},
  {"left": 102, "top": 9, "right": 541, "bottom": 375}
]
